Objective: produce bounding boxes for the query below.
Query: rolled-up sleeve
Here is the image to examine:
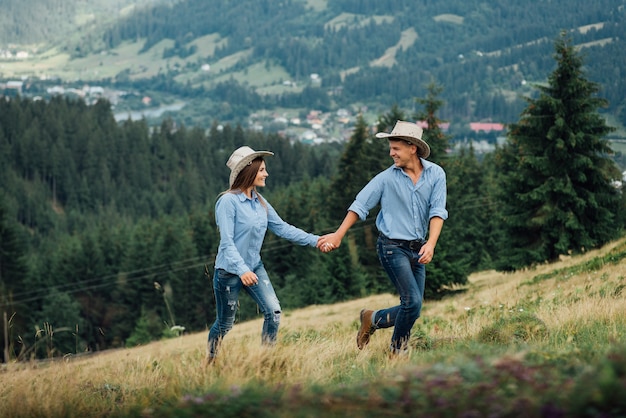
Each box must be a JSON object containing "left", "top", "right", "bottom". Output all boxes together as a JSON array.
[
  {"left": 428, "top": 165, "right": 448, "bottom": 221},
  {"left": 348, "top": 174, "right": 384, "bottom": 220}
]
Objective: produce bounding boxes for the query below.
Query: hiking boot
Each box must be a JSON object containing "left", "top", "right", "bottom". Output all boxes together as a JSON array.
[
  {"left": 357, "top": 309, "right": 376, "bottom": 349},
  {"left": 388, "top": 347, "right": 409, "bottom": 360},
  {"left": 203, "top": 355, "right": 215, "bottom": 367},
  {"left": 204, "top": 342, "right": 215, "bottom": 367}
]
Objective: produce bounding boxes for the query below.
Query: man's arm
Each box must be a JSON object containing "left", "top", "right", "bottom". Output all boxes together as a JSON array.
[
  {"left": 318, "top": 211, "right": 359, "bottom": 252},
  {"left": 418, "top": 216, "right": 444, "bottom": 264}
]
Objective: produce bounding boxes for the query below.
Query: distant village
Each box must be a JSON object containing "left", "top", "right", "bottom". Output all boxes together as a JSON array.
[
  {"left": 0, "top": 78, "right": 126, "bottom": 107},
  {"left": 1, "top": 76, "right": 506, "bottom": 153},
  {"left": 1, "top": 45, "right": 506, "bottom": 151},
  {"left": 247, "top": 107, "right": 506, "bottom": 154},
  {"left": 3, "top": 75, "right": 625, "bottom": 185}
]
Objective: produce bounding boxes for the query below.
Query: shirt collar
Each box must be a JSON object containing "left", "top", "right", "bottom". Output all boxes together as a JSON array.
[
  {"left": 420, "top": 158, "right": 434, "bottom": 171},
  {"left": 235, "top": 189, "right": 259, "bottom": 202},
  {"left": 391, "top": 157, "right": 433, "bottom": 173}
]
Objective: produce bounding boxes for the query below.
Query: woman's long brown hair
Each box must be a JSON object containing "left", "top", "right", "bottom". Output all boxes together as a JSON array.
[{"left": 221, "top": 157, "right": 268, "bottom": 208}]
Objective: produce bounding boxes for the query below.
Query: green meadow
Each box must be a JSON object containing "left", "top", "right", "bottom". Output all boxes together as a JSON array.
[{"left": 1, "top": 236, "right": 625, "bottom": 417}]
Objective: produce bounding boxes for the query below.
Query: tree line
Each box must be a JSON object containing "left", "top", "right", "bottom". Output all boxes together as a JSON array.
[{"left": 0, "top": 34, "right": 624, "bottom": 361}]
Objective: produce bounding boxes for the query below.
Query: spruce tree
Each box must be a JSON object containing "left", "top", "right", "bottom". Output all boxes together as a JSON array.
[
  {"left": 413, "top": 86, "right": 472, "bottom": 294},
  {"left": 326, "top": 114, "right": 374, "bottom": 222},
  {"left": 0, "top": 194, "right": 28, "bottom": 297},
  {"left": 414, "top": 81, "right": 450, "bottom": 165},
  {"left": 376, "top": 104, "right": 405, "bottom": 133},
  {"left": 0, "top": 194, "right": 29, "bottom": 362},
  {"left": 323, "top": 115, "right": 388, "bottom": 296},
  {"left": 36, "top": 290, "right": 84, "bottom": 357},
  {"left": 496, "top": 32, "right": 622, "bottom": 271}
]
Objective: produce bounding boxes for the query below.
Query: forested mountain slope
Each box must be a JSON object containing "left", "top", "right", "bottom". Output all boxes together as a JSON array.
[
  {"left": 0, "top": 0, "right": 174, "bottom": 45},
  {"left": 1, "top": 0, "right": 625, "bottom": 129}
]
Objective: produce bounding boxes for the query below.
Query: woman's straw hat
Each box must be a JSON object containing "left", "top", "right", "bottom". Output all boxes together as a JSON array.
[{"left": 226, "top": 146, "right": 274, "bottom": 187}]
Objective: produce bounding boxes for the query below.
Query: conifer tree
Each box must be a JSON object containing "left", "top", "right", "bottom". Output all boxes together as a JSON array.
[
  {"left": 413, "top": 86, "right": 472, "bottom": 293},
  {"left": 322, "top": 115, "right": 387, "bottom": 295},
  {"left": 376, "top": 104, "right": 405, "bottom": 133},
  {"left": 36, "top": 290, "right": 84, "bottom": 357},
  {"left": 367, "top": 106, "right": 402, "bottom": 176},
  {"left": 495, "top": 32, "right": 622, "bottom": 271},
  {"left": 326, "top": 114, "right": 374, "bottom": 223},
  {"left": 414, "top": 81, "right": 450, "bottom": 165},
  {"left": 443, "top": 146, "right": 498, "bottom": 274},
  {"left": 0, "top": 194, "right": 29, "bottom": 361},
  {"left": 0, "top": 194, "right": 28, "bottom": 296}
]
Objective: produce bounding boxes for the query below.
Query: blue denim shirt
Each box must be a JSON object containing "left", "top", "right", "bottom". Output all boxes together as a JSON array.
[
  {"left": 214, "top": 191, "right": 319, "bottom": 276},
  {"left": 348, "top": 159, "right": 448, "bottom": 241}
]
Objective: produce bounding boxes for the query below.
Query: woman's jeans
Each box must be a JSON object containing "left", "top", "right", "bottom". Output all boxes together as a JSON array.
[
  {"left": 374, "top": 235, "right": 426, "bottom": 353},
  {"left": 207, "top": 263, "right": 281, "bottom": 359}
]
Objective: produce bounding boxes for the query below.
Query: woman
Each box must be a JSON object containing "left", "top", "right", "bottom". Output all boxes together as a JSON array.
[{"left": 206, "top": 146, "right": 322, "bottom": 365}]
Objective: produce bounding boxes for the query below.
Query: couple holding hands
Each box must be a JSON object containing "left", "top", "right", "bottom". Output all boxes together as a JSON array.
[{"left": 206, "top": 120, "right": 448, "bottom": 365}]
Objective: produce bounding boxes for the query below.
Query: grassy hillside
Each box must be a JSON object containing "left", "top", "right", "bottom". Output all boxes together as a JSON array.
[
  {"left": 0, "top": 0, "right": 173, "bottom": 46},
  {"left": 1, "top": 236, "right": 625, "bottom": 417},
  {"left": 2, "top": 0, "right": 625, "bottom": 135},
  {"left": 1, "top": 11, "right": 619, "bottom": 87}
]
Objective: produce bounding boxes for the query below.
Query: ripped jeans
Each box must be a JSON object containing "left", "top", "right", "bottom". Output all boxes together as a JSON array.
[{"left": 207, "top": 263, "right": 281, "bottom": 359}]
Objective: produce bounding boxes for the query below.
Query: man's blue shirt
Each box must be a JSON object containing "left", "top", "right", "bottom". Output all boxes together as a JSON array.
[{"left": 348, "top": 159, "right": 448, "bottom": 241}]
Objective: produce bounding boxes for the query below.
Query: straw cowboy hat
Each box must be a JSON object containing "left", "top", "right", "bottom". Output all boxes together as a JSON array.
[
  {"left": 375, "top": 120, "right": 431, "bottom": 158},
  {"left": 226, "top": 146, "right": 274, "bottom": 187}
]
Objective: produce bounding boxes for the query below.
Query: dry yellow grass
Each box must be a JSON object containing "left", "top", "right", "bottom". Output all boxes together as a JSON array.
[{"left": 1, "top": 236, "right": 625, "bottom": 417}]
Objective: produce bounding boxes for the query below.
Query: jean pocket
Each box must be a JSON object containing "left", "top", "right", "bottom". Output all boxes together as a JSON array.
[{"left": 216, "top": 269, "right": 240, "bottom": 291}]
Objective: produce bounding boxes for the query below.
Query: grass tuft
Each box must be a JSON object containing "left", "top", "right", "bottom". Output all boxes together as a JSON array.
[{"left": 477, "top": 312, "right": 549, "bottom": 344}]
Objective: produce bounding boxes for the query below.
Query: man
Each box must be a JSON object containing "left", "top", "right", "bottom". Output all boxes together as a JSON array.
[{"left": 319, "top": 120, "right": 448, "bottom": 355}]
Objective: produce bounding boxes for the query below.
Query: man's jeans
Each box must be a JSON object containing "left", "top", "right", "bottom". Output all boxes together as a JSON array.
[
  {"left": 207, "top": 263, "right": 281, "bottom": 359},
  {"left": 374, "top": 235, "right": 426, "bottom": 352}
]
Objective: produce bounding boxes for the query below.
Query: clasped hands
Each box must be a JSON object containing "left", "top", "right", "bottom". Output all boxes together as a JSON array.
[{"left": 317, "top": 233, "right": 341, "bottom": 253}]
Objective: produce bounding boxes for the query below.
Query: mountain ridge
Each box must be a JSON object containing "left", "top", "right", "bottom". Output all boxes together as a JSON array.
[{"left": 1, "top": 0, "right": 625, "bottom": 130}]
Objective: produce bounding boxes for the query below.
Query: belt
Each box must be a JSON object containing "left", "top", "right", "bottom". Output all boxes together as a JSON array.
[{"left": 379, "top": 233, "right": 426, "bottom": 251}]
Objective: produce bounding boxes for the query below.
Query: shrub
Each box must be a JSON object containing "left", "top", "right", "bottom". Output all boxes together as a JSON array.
[{"left": 477, "top": 312, "right": 549, "bottom": 344}]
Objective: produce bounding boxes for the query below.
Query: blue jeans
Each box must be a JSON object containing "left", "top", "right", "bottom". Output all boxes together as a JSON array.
[
  {"left": 207, "top": 263, "right": 281, "bottom": 359},
  {"left": 373, "top": 235, "right": 426, "bottom": 353}
]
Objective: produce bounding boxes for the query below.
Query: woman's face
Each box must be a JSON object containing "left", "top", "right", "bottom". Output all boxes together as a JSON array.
[{"left": 253, "top": 160, "right": 269, "bottom": 188}]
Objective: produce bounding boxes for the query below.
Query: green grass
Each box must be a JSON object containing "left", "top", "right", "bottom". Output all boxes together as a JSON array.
[
  {"left": 2, "top": 236, "right": 625, "bottom": 417},
  {"left": 523, "top": 239, "right": 626, "bottom": 285},
  {"left": 210, "top": 59, "right": 293, "bottom": 89},
  {"left": 0, "top": 33, "right": 231, "bottom": 82}
]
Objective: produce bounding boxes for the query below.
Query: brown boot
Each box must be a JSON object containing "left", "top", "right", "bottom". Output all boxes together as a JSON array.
[
  {"left": 204, "top": 342, "right": 215, "bottom": 366},
  {"left": 356, "top": 309, "right": 376, "bottom": 349}
]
